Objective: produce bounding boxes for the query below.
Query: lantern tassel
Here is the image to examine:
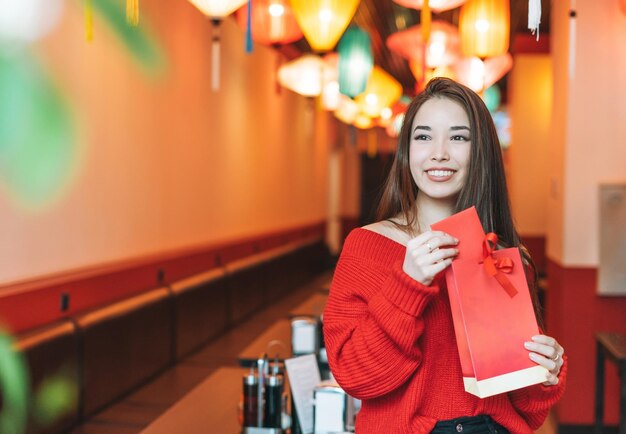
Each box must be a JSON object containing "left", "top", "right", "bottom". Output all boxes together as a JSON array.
[
  {"left": 85, "top": 0, "right": 94, "bottom": 42},
  {"left": 126, "top": 0, "right": 139, "bottom": 26},
  {"left": 569, "top": 7, "right": 576, "bottom": 79},
  {"left": 528, "top": 0, "right": 541, "bottom": 41},
  {"left": 421, "top": 0, "right": 431, "bottom": 44},
  {"left": 212, "top": 20, "right": 221, "bottom": 91},
  {"left": 245, "top": 0, "right": 253, "bottom": 53}
]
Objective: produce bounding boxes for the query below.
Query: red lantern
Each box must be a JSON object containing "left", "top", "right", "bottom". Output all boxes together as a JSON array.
[{"left": 235, "top": 0, "right": 303, "bottom": 46}]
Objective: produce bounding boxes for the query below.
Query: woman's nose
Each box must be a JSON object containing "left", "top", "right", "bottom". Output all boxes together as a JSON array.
[{"left": 430, "top": 141, "right": 450, "bottom": 161}]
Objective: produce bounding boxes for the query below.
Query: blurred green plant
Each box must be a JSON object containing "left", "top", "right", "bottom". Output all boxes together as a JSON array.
[
  {"left": 33, "top": 370, "right": 78, "bottom": 427},
  {"left": 0, "top": 331, "right": 29, "bottom": 434},
  {"left": 0, "top": 52, "right": 76, "bottom": 210},
  {"left": 91, "top": 0, "right": 167, "bottom": 75}
]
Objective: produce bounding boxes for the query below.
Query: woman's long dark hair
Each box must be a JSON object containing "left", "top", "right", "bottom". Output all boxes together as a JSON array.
[{"left": 376, "top": 77, "right": 543, "bottom": 325}]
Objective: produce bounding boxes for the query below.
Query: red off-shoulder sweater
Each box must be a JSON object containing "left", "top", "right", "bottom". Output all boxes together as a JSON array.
[{"left": 323, "top": 229, "right": 567, "bottom": 433}]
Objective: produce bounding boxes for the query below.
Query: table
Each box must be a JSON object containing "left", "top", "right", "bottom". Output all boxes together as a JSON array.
[
  {"left": 238, "top": 319, "right": 292, "bottom": 367},
  {"left": 289, "top": 292, "right": 328, "bottom": 318},
  {"left": 595, "top": 332, "right": 626, "bottom": 434},
  {"left": 140, "top": 367, "right": 245, "bottom": 434}
]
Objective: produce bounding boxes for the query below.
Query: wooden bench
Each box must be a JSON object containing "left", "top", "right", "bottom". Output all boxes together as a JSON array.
[
  {"left": 171, "top": 267, "right": 229, "bottom": 359},
  {"left": 74, "top": 287, "right": 174, "bottom": 417},
  {"left": 13, "top": 320, "right": 80, "bottom": 434}
]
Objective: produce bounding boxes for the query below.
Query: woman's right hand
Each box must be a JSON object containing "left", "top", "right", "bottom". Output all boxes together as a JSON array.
[{"left": 403, "top": 231, "right": 459, "bottom": 286}]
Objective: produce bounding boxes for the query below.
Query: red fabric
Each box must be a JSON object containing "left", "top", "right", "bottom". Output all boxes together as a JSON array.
[{"left": 323, "top": 229, "right": 567, "bottom": 434}]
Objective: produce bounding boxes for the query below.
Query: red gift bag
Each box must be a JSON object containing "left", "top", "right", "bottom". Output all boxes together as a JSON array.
[{"left": 432, "top": 207, "right": 548, "bottom": 398}]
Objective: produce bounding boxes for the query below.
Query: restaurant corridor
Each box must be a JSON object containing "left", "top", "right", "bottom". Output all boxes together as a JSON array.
[{"left": 71, "top": 272, "right": 332, "bottom": 433}]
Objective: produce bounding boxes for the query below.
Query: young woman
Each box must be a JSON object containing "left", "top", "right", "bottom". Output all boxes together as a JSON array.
[{"left": 323, "top": 78, "right": 566, "bottom": 433}]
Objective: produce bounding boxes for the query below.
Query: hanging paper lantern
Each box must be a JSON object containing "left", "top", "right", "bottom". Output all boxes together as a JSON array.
[
  {"left": 459, "top": 0, "right": 510, "bottom": 58},
  {"left": 482, "top": 84, "right": 501, "bottom": 112},
  {"left": 235, "top": 0, "right": 303, "bottom": 45},
  {"left": 0, "top": 0, "right": 64, "bottom": 45},
  {"left": 320, "top": 53, "right": 341, "bottom": 110},
  {"left": 452, "top": 53, "right": 512, "bottom": 92},
  {"left": 334, "top": 96, "right": 359, "bottom": 124},
  {"left": 277, "top": 54, "right": 334, "bottom": 97},
  {"left": 385, "top": 112, "right": 405, "bottom": 138},
  {"left": 392, "top": 0, "right": 467, "bottom": 13},
  {"left": 188, "top": 0, "right": 247, "bottom": 17},
  {"left": 290, "top": 0, "right": 360, "bottom": 52},
  {"left": 354, "top": 66, "right": 403, "bottom": 118},
  {"left": 387, "top": 21, "right": 461, "bottom": 70},
  {"left": 322, "top": 81, "right": 341, "bottom": 111},
  {"left": 338, "top": 26, "right": 374, "bottom": 98},
  {"left": 354, "top": 113, "right": 374, "bottom": 130},
  {"left": 188, "top": 0, "right": 248, "bottom": 91}
]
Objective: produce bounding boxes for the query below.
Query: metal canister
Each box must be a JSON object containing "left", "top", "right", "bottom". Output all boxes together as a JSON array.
[
  {"left": 263, "top": 374, "right": 284, "bottom": 428},
  {"left": 242, "top": 371, "right": 258, "bottom": 427}
]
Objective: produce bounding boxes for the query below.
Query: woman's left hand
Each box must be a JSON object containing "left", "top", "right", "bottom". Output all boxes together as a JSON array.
[{"left": 524, "top": 335, "right": 564, "bottom": 386}]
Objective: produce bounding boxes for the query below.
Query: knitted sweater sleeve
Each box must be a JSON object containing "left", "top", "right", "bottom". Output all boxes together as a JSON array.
[
  {"left": 323, "top": 232, "right": 439, "bottom": 400},
  {"left": 507, "top": 355, "right": 568, "bottom": 429}
]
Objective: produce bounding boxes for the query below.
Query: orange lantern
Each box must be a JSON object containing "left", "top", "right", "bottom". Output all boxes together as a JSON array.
[
  {"left": 392, "top": 0, "right": 467, "bottom": 13},
  {"left": 354, "top": 66, "right": 403, "bottom": 118},
  {"left": 290, "top": 0, "right": 361, "bottom": 52},
  {"left": 235, "top": 0, "right": 303, "bottom": 46},
  {"left": 452, "top": 53, "right": 512, "bottom": 92},
  {"left": 459, "top": 0, "right": 509, "bottom": 58}
]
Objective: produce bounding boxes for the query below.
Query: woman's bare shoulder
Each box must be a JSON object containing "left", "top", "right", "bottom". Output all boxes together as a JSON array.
[{"left": 362, "top": 220, "right": 411, "bottom": 246}]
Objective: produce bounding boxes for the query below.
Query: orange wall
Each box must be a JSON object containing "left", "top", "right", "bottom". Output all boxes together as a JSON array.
[
  {"left": 508, "top": 54, "right": 552, "bottom": 237},
  {"left": 0, "top": 2, "right": 330, "bottom": 286}
]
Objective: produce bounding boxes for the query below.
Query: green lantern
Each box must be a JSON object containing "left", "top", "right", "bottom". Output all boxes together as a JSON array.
[
  {"left": 338, "top": 26, "right": 374, "bottom": 98},
  {"left": 483, "top": 84, "right": 501, "bottom": 113}
]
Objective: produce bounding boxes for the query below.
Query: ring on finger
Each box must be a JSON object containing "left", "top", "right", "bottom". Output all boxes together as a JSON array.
[
  {"left": 425, "top": 242, "right": 433, "bottom": 253},
  {"left": 551, "top": 352, "right": 560, "bottom": 362}
]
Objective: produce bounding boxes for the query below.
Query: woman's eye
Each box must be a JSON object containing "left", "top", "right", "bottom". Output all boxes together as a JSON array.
[
  {"left": 451, "top": 135, "right": 469, "bottom": 141},
  {"left": 413, "top": 134, "right": 430, "bottom": 140}
]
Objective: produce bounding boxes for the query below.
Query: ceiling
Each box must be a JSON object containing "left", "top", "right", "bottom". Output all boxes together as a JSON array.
[{"left": 285, "top": 0, "right": 551, "bottom": 97}]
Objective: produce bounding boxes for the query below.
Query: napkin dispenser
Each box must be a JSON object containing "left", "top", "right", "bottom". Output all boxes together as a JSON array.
[
  {"left": 313, "top": 382, "right": 356, "bottom": 433},
  {"left": 291, "top": 316, "right": 319, "bottom": 356}
]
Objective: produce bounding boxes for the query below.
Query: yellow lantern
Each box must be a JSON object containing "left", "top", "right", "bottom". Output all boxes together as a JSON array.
[
  {"left": 290, "top": 0, "right": 361, "bottom": 52},
  {"left": 459, "top": 0, "right": 509, "bottom": 58},
  {"left": 334, "top": 96, "right": 359, "bottom": 124},
  {"left": 354, "top": 67, "right": 403, "bottom": 118},
  {"left": 354, "top": 114, "right": 374, "bottom": 130}
]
